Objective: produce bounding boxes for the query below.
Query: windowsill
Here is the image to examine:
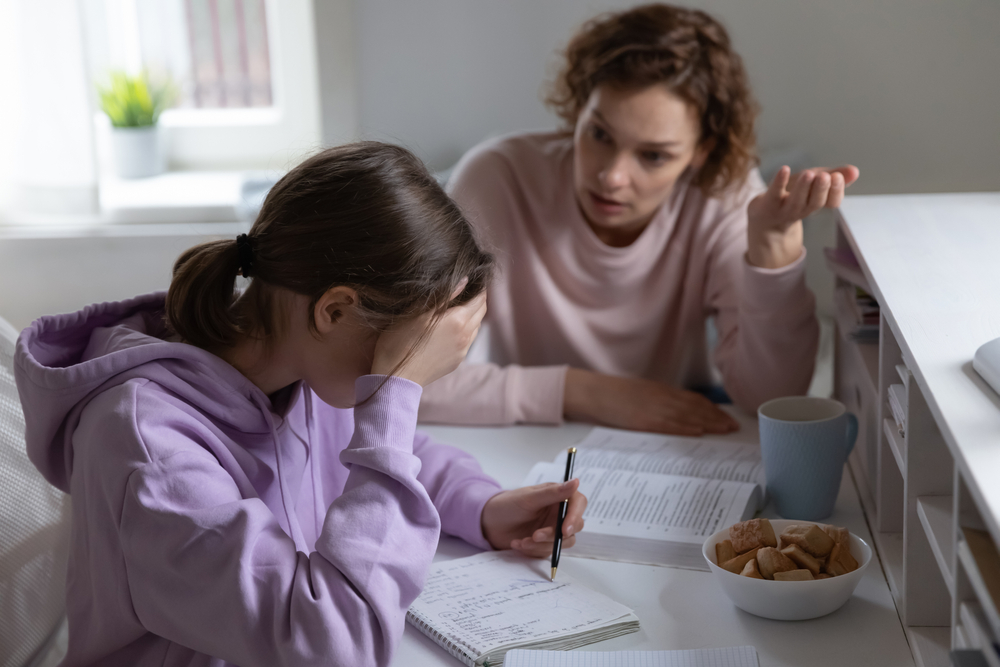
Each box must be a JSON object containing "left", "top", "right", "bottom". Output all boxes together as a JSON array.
[
  {"left": 100, "top": 170, "right": 246, "bottom": 223},
  {"left": 0, "top": 169, "right": 281, "bottom": 234}
]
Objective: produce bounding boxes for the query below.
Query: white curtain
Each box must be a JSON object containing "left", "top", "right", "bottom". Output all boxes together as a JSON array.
[{"left": 0, "top": 0, "right": 99, "bottom": 221}]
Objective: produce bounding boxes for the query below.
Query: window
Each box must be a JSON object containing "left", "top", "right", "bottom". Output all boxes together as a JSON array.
[{"left": 82, "top": 0, "right": 330, "bottom": 171}]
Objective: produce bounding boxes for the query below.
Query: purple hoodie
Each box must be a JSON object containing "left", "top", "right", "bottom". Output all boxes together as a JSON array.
[{"left": 14, "top": 293, "right": 502, "bottom": 667}]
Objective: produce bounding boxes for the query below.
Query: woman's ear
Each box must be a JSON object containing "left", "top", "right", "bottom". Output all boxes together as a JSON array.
[
  {"left": 313, "top": 286, "right": 359, "bottom": 335},
  {"left": 691, "top": 138, "right": 716, "bottom": 170}
]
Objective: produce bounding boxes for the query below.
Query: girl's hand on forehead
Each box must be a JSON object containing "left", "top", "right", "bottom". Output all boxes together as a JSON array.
[
  {"left": 746, "top": 164, "right": 860, "bottom": 270},
  {"left": 371, "top": 284, "right": 487, "bottom": 387}
]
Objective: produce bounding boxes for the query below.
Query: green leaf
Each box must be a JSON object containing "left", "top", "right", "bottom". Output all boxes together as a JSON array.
[{"left": 95, "top": 69, "right": 177, "bottom": 128}]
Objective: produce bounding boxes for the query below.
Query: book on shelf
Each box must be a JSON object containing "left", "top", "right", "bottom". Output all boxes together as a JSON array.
[
  {"left": 887, "top": 384, "right": 907, "bottom": 435},
  {"left": 824, "top": 246, "right": 871, "bottom": 292},
  {"left": 833, "top": 285, "right": 880, "bottom": 342},
  {"left": 406, "top": 551, "right": 639, "bottom": 667},
  {"left": 521, "top": 427, "right": 765, "bottom": 571}
]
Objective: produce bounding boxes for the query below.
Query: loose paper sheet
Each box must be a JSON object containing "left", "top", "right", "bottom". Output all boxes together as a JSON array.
[{"left": 504, "top": 646, "right": 760, "bottom": 667}]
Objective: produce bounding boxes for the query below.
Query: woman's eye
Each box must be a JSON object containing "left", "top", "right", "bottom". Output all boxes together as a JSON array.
[
  {"left": 590, "top": 126, "right": 611, "bottom": 143},
  {"left": 642, "top": 151, "right": 670, "bottom": 164}
]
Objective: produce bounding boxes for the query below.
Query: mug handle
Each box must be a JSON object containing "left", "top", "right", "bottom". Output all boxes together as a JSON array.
[{"left": 844, "top": 413, "right": 858, "bottom": 457}]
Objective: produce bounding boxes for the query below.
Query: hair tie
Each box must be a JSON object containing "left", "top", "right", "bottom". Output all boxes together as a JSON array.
[{"left": 236, "top": 234, "right": 255, "bottom": 278}]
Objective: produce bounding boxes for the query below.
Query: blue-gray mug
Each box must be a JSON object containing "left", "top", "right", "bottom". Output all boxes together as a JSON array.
[{"left": 758, "top": 397, "right": 858, "bottom": 521}]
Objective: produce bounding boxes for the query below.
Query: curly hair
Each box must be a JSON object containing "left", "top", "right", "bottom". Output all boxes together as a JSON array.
[{"left": 546, "top": 3, "right": 759, "bottom": 195}]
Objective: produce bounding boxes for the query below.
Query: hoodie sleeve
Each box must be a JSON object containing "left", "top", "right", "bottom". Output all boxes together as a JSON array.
[
  {"left": 117, "top": 376, "right": 441, "bottom": 667},
  {"left": 412, "top": 429, "right": 502, "bottom": 550}
]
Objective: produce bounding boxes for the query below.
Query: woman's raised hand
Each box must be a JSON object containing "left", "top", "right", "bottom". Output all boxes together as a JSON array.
[
  {"left": 746, "top": 165, "right": 860, "bottom": 270},
  {"left": 371, "top": 284, "right": 487, "bottom": 387},
  {"left": 563, "top": 368, "right": 739, "bottom": 436},
  {"left": 481, "top": 479, "right": 587, "bottom": 556}
]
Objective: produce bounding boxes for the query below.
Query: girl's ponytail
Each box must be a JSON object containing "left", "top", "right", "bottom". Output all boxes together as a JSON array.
[{"left": 165, "top": 239, "right": 245, "bottom": 350}]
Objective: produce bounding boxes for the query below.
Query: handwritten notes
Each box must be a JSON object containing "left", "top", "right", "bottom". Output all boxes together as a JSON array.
[{"left": 407, "top": 551, "right": 639, "bottom": 665}]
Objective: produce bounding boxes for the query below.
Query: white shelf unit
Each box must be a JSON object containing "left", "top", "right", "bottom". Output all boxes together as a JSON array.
[{"left": 832, "top": 198, "right": 1000, "bottom": 667}]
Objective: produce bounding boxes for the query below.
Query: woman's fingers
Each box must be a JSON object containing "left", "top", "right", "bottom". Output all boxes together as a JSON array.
[
  {"left": 768, "top": 165, "right": 790, "bottom": 200},
  {"left": 827, "top": 171, "right": 846, "bottom": 208},
  {"left": 786, "top": 169, "right": 814, "bottom": 217},
  {"left": 829, "top": 164, "right": 860, "bottom": 187},
  {"left": 806, "top": 171, "right": 832, "bottom": 213}
]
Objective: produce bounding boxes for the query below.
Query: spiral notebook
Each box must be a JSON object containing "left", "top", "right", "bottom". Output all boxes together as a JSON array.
[{"left": 406, "top": 551, "right": 640, "bottom": 667}]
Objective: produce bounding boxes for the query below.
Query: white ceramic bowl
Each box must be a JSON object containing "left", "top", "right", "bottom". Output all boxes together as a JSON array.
[{"left": 701, "top": 519, "right": 872, "bottom": 621}]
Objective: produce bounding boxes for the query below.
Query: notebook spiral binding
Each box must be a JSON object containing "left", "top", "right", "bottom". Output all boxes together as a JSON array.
[{"left": 405, "top": 608, "right": 480, "bottom": 667}]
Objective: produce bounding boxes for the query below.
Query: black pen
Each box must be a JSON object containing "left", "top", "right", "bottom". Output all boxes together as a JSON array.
[{"left": 550, "top": 446, "right": 577, "bottom": 580}]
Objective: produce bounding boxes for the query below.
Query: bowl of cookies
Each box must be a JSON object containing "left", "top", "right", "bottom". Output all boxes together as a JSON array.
[{"left": 702, "top": 518, "right": 871, "bottom": 621}]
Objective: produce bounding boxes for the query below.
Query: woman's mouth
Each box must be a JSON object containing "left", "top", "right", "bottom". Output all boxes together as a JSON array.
[{"left": 588, "top": 191, "right": 628, "bottom": 215}]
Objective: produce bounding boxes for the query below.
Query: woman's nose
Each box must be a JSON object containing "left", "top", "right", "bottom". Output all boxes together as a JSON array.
[{"left": 598, "top": 154, "right": 629, "bottom": 189}]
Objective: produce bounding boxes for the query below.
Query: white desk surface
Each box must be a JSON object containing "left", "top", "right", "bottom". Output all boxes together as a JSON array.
[
  {"left": 397, "top": 409, "right": 914, "bottom": 666},
  {"left": 839, "top": 193, "right": 1000, "bottom": 546}
]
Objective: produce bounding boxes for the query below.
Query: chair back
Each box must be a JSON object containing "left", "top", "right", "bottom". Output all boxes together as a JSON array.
[{"left": 0, "top": 317, "right": 71, "bottom": 667}]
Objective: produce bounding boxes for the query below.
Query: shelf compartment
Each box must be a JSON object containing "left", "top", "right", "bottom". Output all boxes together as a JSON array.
[
  {"left": 875, "top": 530, "right": 906, "bottom": 608},
  {"left": 917, "top": 495, "right": 956, "bottom": 594},
  {"left": 908, "top": 626, "right": 952, "bottom": 667},
  {"left": 833, "top": 286, "right": 879, "bottom": 393},
  {"left": 959, "top": 602, "right": 1000, "bottom": 667},
  {"left": 954, "top": 622, "right": 969, "bottom": 650},
  {"left": 883, "top": 417, "right": 906, "bottom": 474},
  {"left": 958, "top": 531, "right": 1000, "bottom": 640}
]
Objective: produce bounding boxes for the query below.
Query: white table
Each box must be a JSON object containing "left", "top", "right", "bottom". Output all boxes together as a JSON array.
[{"left": 397, "top": 408, "right": 915, "bottom": 666}]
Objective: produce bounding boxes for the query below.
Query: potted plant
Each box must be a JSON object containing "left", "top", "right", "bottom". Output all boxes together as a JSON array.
[{"left": 96, "top": 71, "right": 176, "bottom": 179}]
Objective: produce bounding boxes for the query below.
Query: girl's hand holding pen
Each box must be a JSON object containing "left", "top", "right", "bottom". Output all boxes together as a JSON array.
[{"left": 480, "top": 480, "right": 588, "bottom": 557}]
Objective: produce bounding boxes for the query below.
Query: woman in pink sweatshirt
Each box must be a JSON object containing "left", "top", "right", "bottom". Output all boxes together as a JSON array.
[
  {"left": 419, "top": 4, "right": 859, "bottom": 435},
  {"left": 15, "top": 142, "right": 586, "bottom": 666}
]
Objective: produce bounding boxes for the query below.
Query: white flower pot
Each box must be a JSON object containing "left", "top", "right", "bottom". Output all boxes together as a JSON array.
[{"left": 110, "top": 125, "right": 165, "bottom": 179}]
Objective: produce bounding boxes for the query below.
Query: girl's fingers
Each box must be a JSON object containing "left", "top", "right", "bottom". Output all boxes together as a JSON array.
[
  {"left": 563, "top": 492, "right": 587, "bottom": 535},
  {"left": 449, "top": 276, "right": 470, "bottom": 301},
  {"left": 512, "top": 534, "right": 577, "bottom": 558}
]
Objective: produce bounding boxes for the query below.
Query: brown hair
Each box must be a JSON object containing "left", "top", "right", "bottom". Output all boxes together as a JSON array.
[
  {"left": 166, "top": 141, "right": 493, "bottom": 355},
  {"left": 546, "top": 3, "right": 759, "bottom": 195}
]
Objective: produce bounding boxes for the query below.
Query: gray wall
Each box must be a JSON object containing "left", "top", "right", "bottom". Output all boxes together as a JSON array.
[{"left": 352, "top": 0, "right": 1000, "bottom": 195}]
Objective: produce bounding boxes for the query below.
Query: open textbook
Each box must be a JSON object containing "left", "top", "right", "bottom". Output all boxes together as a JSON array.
[
  {"left": 522, "top": 427, "right": 765, "bottom": 571},
  {"left": 406, "top": 551, "right": 639, "bottom": 667}
]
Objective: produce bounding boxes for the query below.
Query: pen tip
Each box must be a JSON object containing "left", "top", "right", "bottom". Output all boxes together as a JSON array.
[{"left": 551, "top": 567, "right": 557, "bottom": 580}]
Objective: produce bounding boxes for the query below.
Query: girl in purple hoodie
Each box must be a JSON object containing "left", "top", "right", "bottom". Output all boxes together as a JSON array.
[{"left": 15, "top": 142, "right": 587, "bottom": 667}]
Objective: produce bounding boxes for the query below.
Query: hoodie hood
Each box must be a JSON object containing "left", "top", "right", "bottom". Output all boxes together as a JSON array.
[{"left": 15, "top": 293, "right": 279, "bottom": 492}]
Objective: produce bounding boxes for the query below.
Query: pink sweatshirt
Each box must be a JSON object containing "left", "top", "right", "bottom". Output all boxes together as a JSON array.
[{"left": 420, "top": 131, "right": 818, "bottom": 425}]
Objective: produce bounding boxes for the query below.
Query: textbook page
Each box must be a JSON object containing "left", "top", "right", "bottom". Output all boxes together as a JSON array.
[
  {"left": 504, "top": 646, "right": 760, "bottom": 667},
  {"left": 521, "top": 427, "right": 764, "bottom": 569},
  {"left": 523, "top": 464, "right": 758, "bottom": 544},
  {"left": 561, "top": 428, "right": 765, "bottom": 487}
]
